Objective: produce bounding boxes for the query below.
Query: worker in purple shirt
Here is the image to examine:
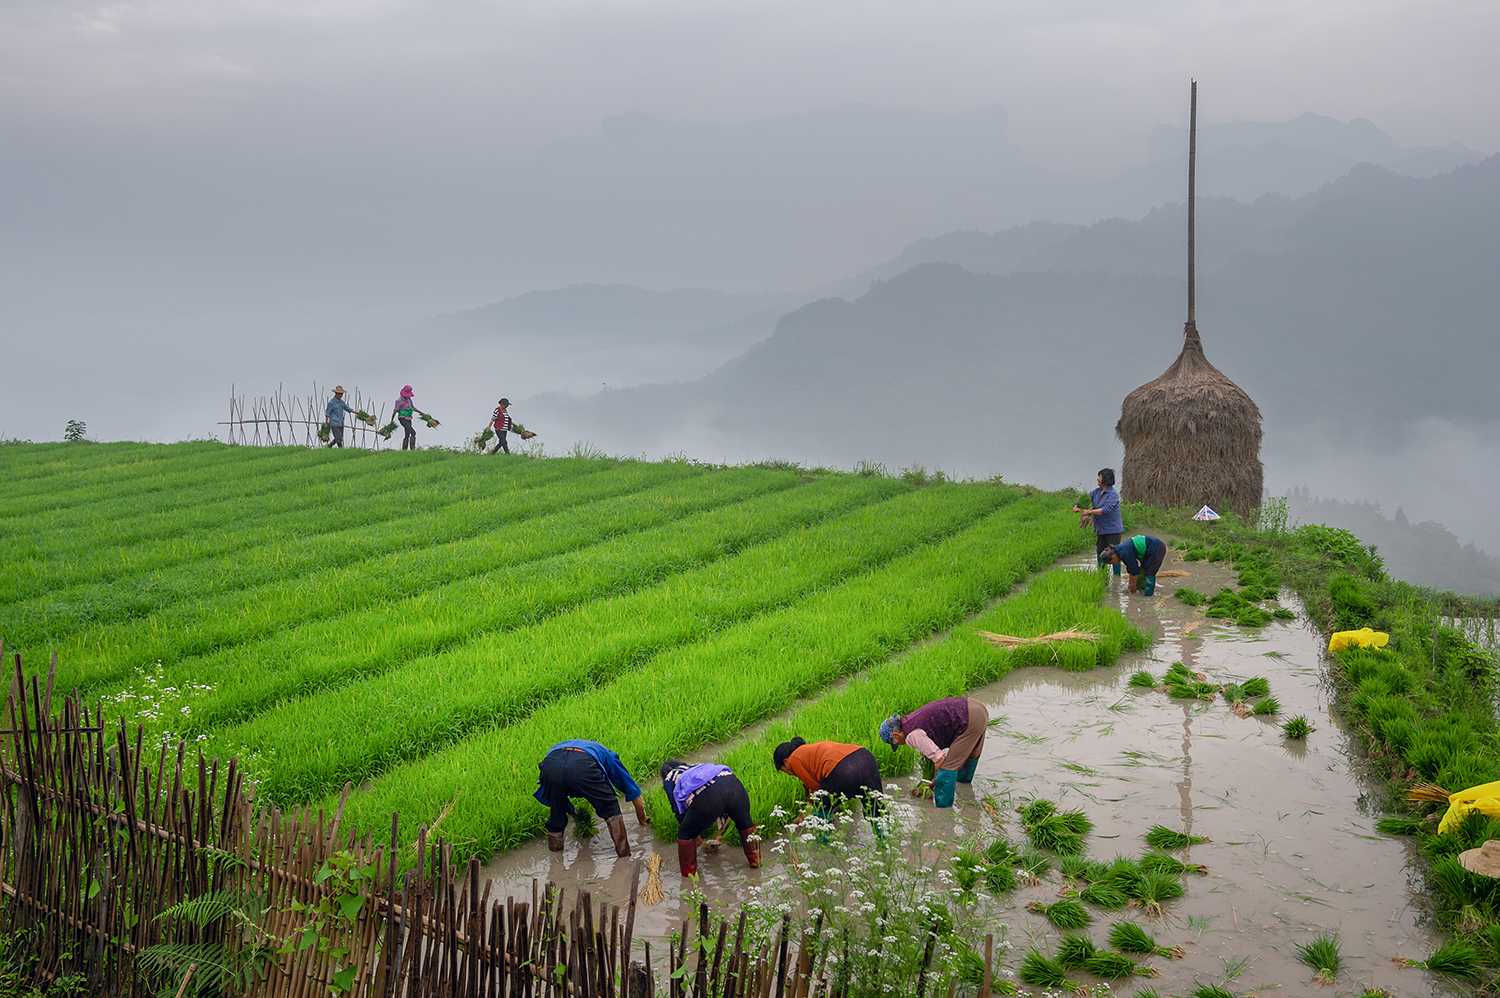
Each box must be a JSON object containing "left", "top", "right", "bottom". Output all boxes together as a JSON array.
[
  {"left": 534, "top": 739, "right": 650, "bottom": 856},
  {"left": 878, "top": 696, "right": 989, "bottom": 809},
  {"left": 659, "top": 759, "right": 760, "bottom": 877},
  {"left": 1100, "top": 535, "right": 1168, "bottom": 596},
  {"left": 1073, "top": 467, "right": 1124, "bottom": 575}
]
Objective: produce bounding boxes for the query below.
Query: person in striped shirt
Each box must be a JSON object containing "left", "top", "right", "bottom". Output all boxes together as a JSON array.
[{"left": 489, "top": 398, "right": 513, "bottom": 455}]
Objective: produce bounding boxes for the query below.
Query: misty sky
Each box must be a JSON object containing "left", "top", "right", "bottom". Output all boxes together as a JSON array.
[{"left": 4, "top": 0, "right": 1499, "bottom": 556}]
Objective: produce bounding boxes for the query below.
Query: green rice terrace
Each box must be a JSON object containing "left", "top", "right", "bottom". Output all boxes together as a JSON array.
[{"left": 0, "top": 441, "right": 1131, "bottom": 855}]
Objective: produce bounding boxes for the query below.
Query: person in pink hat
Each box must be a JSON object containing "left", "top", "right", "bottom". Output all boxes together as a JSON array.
[{"left": 392, "top": 385, "right": 429, "bottom": 451}]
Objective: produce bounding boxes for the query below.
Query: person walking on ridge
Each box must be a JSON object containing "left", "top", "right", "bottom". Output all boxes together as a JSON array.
[
  {"left": 1074, "top": 468, "right": 1124, "bottom": 575},
  {"left": 659, "top": 760, "right": 761, "bottom": 876},
  {"left": 1099, "top": 535, "right": 1168, "bottom": 596},
  {"left": 393, "top": 385, "right": 427, "bottom": 451},
  {"left": 489, "top": 398, "right": 513, "bottom": 455},
  {"left": 879, "top": 696, "right": 989, "bottom": 809},
  {"left": 324, "top": 386, "right": 355, "bottom": 448},
  {"left": 533, "top": 739, "right": 649, "bottom": 857},
  {"left": 773, "top": 737, "right": 884, "bottom": 821}
]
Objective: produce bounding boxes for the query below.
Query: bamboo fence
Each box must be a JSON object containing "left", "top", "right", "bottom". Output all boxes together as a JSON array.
[
  {"left": 220, "top": 384, "right": 388, "bottom": 450},
  {"left": 0, "top": 651, "right": 994, "bottom": 998}
]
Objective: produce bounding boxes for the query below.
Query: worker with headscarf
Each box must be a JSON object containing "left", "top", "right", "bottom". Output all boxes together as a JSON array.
[
  {"left": 1099, "top": 534, "right": 1168, "bottom": 596},
  {"left": 659, "top": 760, "right": 760, "bottom": 876},
  {"left": 773, "top": 738, "right": 883, "bottom": 818},
  {"left": 534, "top": 739, "right": 649, "bottom": 857},
  {"left": 393, "top": 385, "right": 428, "bottom": 451},
  {"left": 324, "top": 386, "right": 355, "bottom": 448},
  {"left": 878, "top": 696, "right": 988, "bottom": 808}
]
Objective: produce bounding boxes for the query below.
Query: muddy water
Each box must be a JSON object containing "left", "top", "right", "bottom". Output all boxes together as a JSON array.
[{"left": 477, "top": 552, "right": 1459, "bottom": 996}]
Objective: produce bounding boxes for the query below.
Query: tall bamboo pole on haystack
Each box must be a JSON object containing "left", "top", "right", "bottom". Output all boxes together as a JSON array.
[{"left": 1116, "top": 81, "right": 1264, "bottom": 519}]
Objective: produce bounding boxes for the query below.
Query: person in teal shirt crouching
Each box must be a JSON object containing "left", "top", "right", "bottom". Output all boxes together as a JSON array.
[{"left": 1100, "top": 535, "right": 1168, "bottom": 596}]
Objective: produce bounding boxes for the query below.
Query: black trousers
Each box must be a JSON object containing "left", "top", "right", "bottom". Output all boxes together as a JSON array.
[
  {"left": 818, "top": 748, "right": 883, "bottom": 815},
  {"left": 676, "top": 774, "right": 754, "bottom": 841},
  {"left": 399, "top": 417, "right": 416, "bottom": 450},
  {"left": 489, "top": 431, "right": 510, "bottom": 455},
  {"left": 328, "top": 425, "right": 345, "bottom": 448},
  {"left": 539, "top": 749, "right": 622, "bottom": 833},
  {"left": 1095, "top": 532, "right": 1122, "bottom": 556}
]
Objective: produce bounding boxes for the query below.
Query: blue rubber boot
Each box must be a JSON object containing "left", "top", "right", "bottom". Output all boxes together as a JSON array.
[
  {"left": 956, "top": 757, "right": 979, "bottom": 784},
  {"left": 1142, "top": 575, "right": 1157, "bottom": 596},
  {"left": 933, "top": 769, "right": 957, "bottom": 809},
  {"left": 813, "top": 804, "right": 836, "bottom": 845}
]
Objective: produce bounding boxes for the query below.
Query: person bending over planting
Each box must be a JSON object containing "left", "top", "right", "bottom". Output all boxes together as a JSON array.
[
  {"left": 879, "top": 697, "right": 989, "bottom": 809},
  {"left": 1100, "top": 534, "right": 1167, "bottom": 596},
  {"left": 773, "top": 738, "right": 883, "bottom": 822},
  {"left": 534, "top": 739, "right": 650, "bottom": 857},
  {"left": 1073, "top": 467, "right": 1124, "bottom": 576},
  {"left": 659, "top": 760, "right": 760, "bottom": 876}
]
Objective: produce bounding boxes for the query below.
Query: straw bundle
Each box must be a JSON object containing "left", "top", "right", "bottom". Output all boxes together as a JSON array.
[
  {"left": 638, "top": 852, "right": 665, "bottom": 906},
  {"left": 1407, "top": 783, "right": 1453, "bottom": 804},
  {"left": 1117, "top": 321, "right": 1263, "bottom": 518},
  {"left": 1157, "top": 570, "right": 1192, "bottom": 578},
  {"left": 977, "top": 627, "right": 1100, "bottom": 648}
]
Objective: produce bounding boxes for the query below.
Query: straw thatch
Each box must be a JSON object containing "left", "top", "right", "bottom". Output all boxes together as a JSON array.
[{"left": 1116, "top": 320, "right": 1263, "bottom": 517}]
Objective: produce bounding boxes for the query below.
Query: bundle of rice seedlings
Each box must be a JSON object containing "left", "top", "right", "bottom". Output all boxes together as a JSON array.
[
  {"left": 1138, "top": 852, "right": 1207, "bottom": 876},
  {"left": 983, "top": 837, "right": 1020, "bottom": 866},
  {"left": 573, "top": 801, "right": 599, "bottom": 838},
  {"left": 1221, "top": 682, "right": 1243, "bottom": 703},
  {"left": 420, "top": 413, "right": 441, "bottom": 428},
  {"left": 984, "top": 862, "right": 1018, "bottom": 894},
  {"left": 1028, "top": 816, "right": 1087, "bottom": 856},
  {"left": 1251, "top": 696, "right": 1281, "bottom": 716},
  {"left": 1235, "top": 606, "right": 1273, "bottom": 627},
  {"left": 1128, "top": 669, "right": 1159, "bottom": 689},
  {"left": 977, "top": 626, "right": 1100, "bottom": 649},
  {"left": 1027, "top": 898, "right": 1092, "bottom": 929},
  {"left": 511, "top": 422, "right": 538, "bottom": 439},
  {"left": 1241, "top": 677, "right": 1270, "bottom": 697},
  {"left": 1084, "top": 951, "right": 1138, "bottom": 979},
  {"left": 1374, "top": 817, "right": 1420, "bottom": 835},
  {"left": 376, "top": 421, "right": 398, "bottom": 439},
  {"left": 1419, "top": 940, "right": 1479, "bottom": 978},
  {"left": 1176, "top": 587, "right": 1207, "bottom": 606},
  {"left": 1057, "top": 810, "right": 1093, "bottom": 834},
  {"left": 474, "top": 428, "right": 495, "bottom": 446},
  {"left": 952, "top": 848, "right": 985, "bottom": 891},
  {"left": 1144, "top": 825, "right": 1210, "bottom": 850},
  {"left": 638, "top": 852, "right": 665, "bottom": 906},
  {"left": 1166, "top": 661, "right": 1196, "bottom": 680},
  {"left": 1020, "top": 799, "right": 1057, "bottom": 824},
  {"left": 1128, "top": 870, "right": 1185, "bottom": 916},
  {"left": 1016, "top": 845, "right": 1052, "bottom": 878},
  {"left": 355, "top": 408, "right": 375, "bottom": 424},
  {"left": 1272, "top": 608, "right": 1295, "bottom": 620},
  {"left": 1018, "top": 950, "right": 1067, "bottom": 987},
  {"left": 1294, "top": 932, "right": 1341, "bottom": 983},
  {"left": 1079, "top": 882, "right": 1129, "bottom": 909},
  {"left": 1281, "top": 715, "right": 1313, "bottom": 739},
  {"left": 1101, "top": 855, "right": 1144, "bottom": 886},
  {"left": 1168, "top": 681, "right": 1219, "bottom": 700},
  {"left": 1108, "top": 921, "right": 1183, "bottom": 959},
  {"left": 1060, "top": 855, "right": 1095, "bottom": 878},
  {"left": 953, "top": 941, "right": 987, "bottom": 989},
  {"left": 1205, "top": 588, "right": 1249, "bottom": 618},
  {"left": 1189, "top": 986, "right": 1240, "bottom": 998},
  {"left": 1056, "top": 933, "right": 1097, "bottom": 969}
]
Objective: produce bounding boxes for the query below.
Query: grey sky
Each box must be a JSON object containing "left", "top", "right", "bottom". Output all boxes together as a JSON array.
[{"left": 4, "top": 0, "right": 1496, "bottom": 177}]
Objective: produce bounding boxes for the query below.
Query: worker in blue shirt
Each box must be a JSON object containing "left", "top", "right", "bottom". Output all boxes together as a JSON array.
[
  {"left": 534, "top": 739, "right": 650, "bottom": 856},
  {"left": 1073, "top": 468, "right": 1124, "bottom": 574},
  {"left": 324, "top": 386, "right": 356, "bottom": 448},
  {"left": 1100, "top": 535, "right": 1168, "bottom": 596}
]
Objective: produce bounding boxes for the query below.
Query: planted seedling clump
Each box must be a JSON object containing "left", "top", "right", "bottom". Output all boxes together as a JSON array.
[
  {"left": 1294, "top": 931, "right": 1342, "bottom": 983},
  {"left": 1282, "top": 715, "right": 1313, "bottom": 739}
]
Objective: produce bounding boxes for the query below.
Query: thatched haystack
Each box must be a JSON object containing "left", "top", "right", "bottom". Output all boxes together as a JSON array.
[{"left": 1116, "top": 319, "right": 1263, "bottom": 517}]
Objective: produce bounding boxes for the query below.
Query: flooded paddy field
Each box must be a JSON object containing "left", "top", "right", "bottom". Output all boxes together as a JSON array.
[{"left": 479, "top": 553, "right": 1461, "bottom": 997}]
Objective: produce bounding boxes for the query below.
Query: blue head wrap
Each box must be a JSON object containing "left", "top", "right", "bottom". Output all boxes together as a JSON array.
[{"left": 878, "top": 713, "right": 903, "bottom": 748}]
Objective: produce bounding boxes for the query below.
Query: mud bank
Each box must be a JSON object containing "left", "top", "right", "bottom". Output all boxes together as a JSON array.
[{"left": 478, "top": 552, "right": 1459, "bottom": 996}]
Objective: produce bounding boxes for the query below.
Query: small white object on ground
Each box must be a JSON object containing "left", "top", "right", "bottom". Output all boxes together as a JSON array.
[{"left": 1192, "top": 505, "right": 1221, "bottom": 521}]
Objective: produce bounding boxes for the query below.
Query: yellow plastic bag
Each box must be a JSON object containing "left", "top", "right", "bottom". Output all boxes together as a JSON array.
[
  {"left": 1439, "top": 782, "right": 1500, "bottom": 835},
  {"left": 1328, "top": 628, "right": 1389, "bottom": 653}
]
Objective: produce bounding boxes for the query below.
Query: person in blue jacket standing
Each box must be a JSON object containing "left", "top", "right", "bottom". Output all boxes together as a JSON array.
[
  {"left": 1100, "top": 535, "right": 1168, "bottom": 596},
  {"left": 1073, "top": 468, "right": 1124, "bottom": 575},
  {"left": 534, "top": 739, "right": 650, "bottom": 856},
  {"left": 324, "top": 386, "right": 356, "bottom": 448}
]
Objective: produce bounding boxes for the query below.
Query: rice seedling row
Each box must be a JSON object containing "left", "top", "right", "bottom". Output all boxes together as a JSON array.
[
  {"left": 701, "top": 567, "right": 1150, "bottom": 834},
  {"left": 213, "top": 483, "right": 1010, "bottom": 802},
  {"left": 85, "top": 473, "right": 908, "bottom": 725},
  {"left": 331, "top": 494, "right": 1087, "bottom": 854},
  {"left": 24, "top": 462, "right": 762, "bottom": 681},
  {"left": 0, "top": 441, "right": 219, "bottom": 495},
  {"left": 0, "top": 451, "right": 616, "bottom": 605}
]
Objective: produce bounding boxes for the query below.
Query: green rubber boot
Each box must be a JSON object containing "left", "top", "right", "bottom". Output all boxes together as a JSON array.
[
  {"left": 1142, "top": 575, "right": 1157, "bottom": 596},
  {"left": 933, "top": 769, "right": 958, "bottom": 808},
  {"left": 956, "top": 757, "right": 979, "bottom": 784}
]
